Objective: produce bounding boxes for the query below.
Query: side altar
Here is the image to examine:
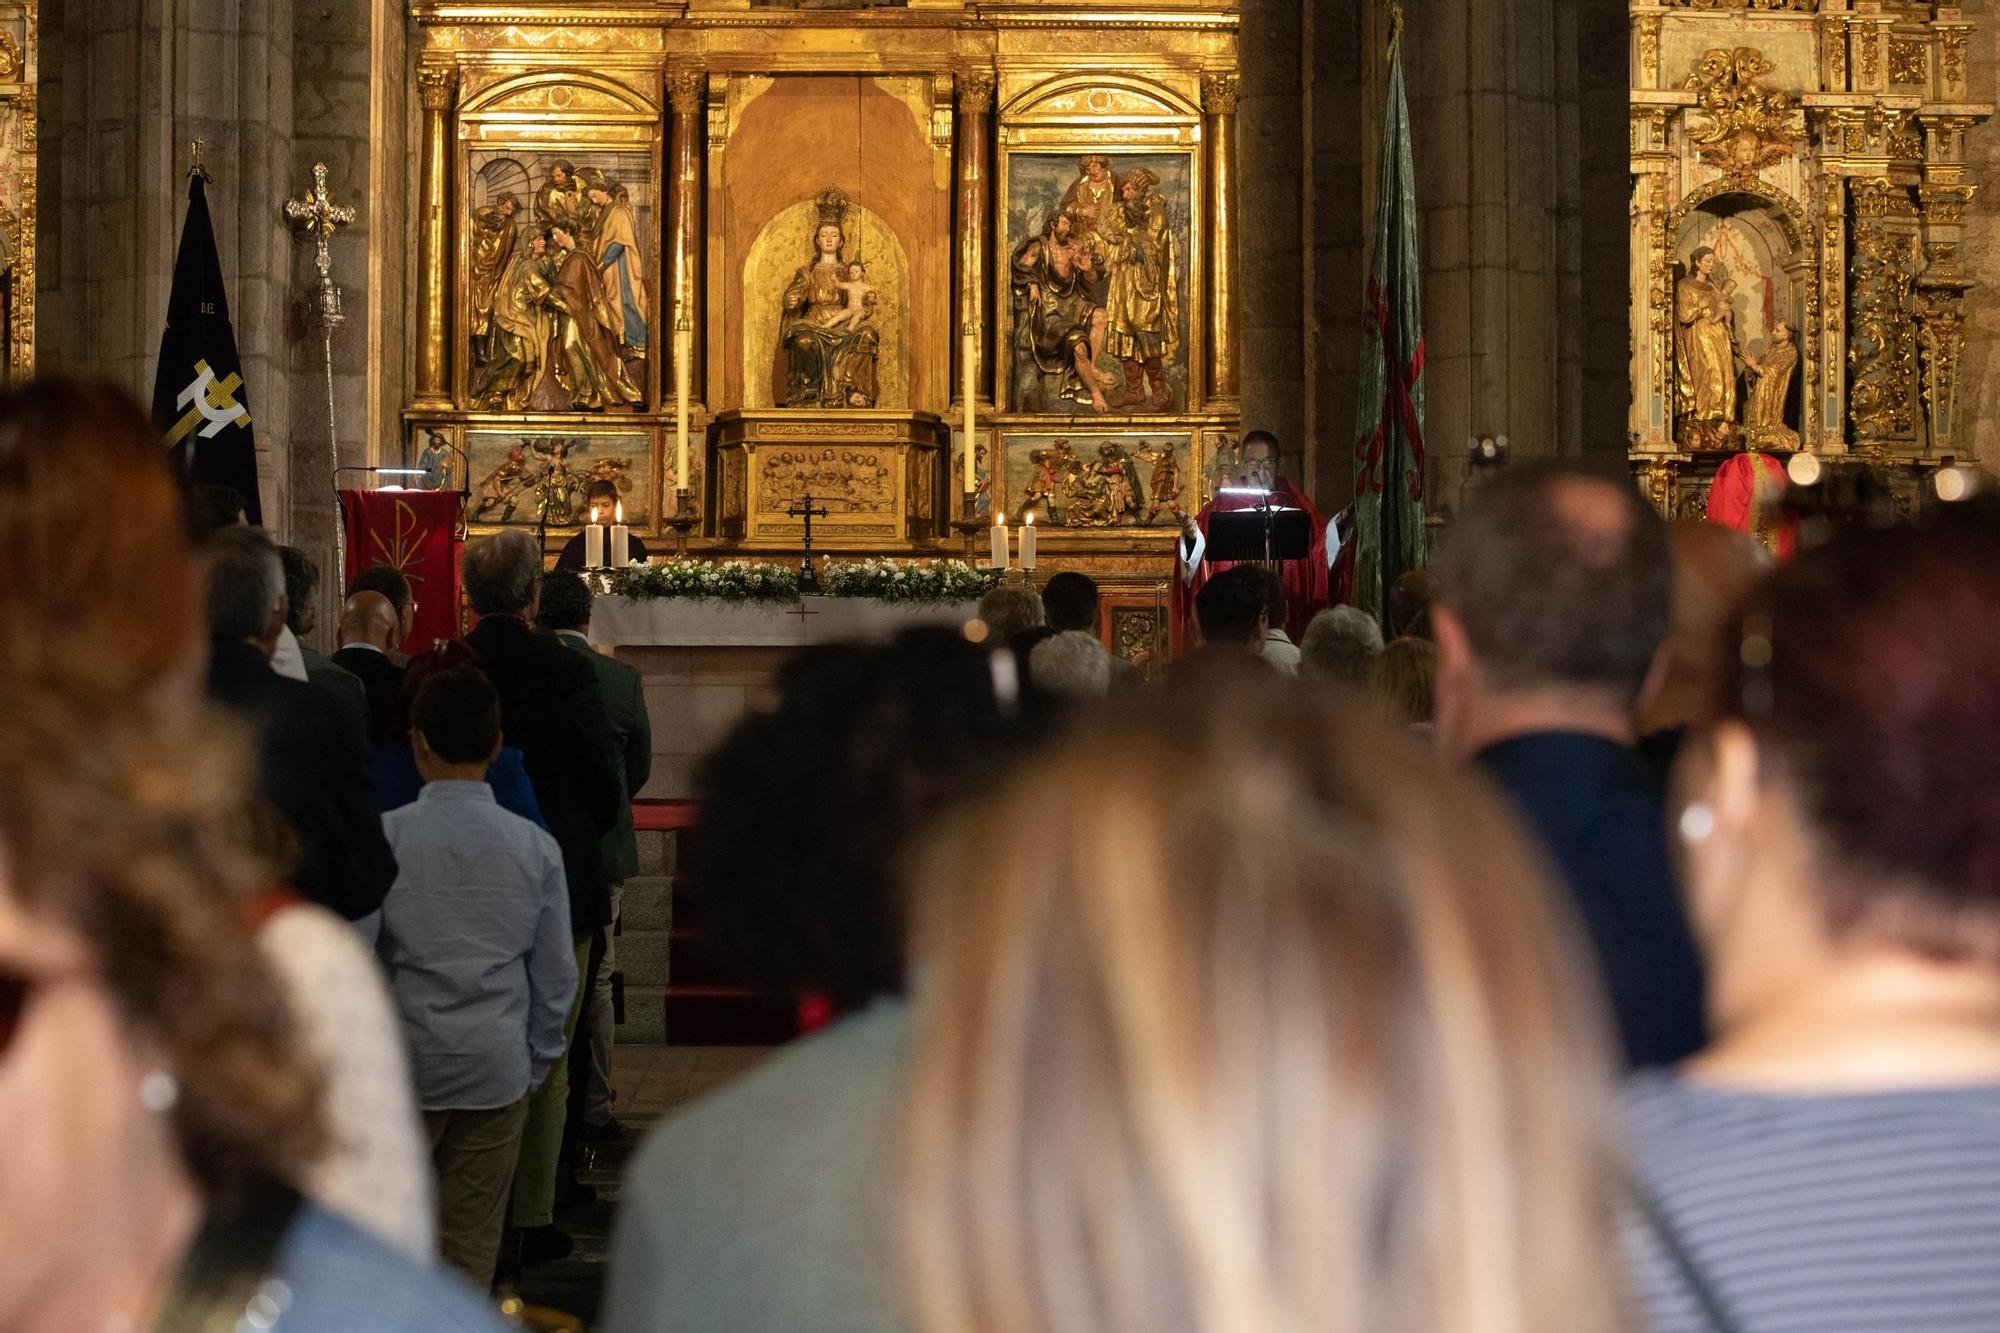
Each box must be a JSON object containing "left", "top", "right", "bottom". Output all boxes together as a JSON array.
[{"left": 399, "top": 2, "right": 1245, "bottom": 668}]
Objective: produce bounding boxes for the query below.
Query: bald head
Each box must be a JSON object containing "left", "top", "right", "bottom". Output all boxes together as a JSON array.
[
  {"left": 1639, "top": 521, "right": 1772, "bottom": 734},
  {"left": 338, "top": 590, "right": 400, "bottom": 652}
]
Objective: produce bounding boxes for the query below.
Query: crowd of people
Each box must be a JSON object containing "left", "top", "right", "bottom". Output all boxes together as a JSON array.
[{"left": 4, "top": 375, "right": 1999, "bottom": 1332}]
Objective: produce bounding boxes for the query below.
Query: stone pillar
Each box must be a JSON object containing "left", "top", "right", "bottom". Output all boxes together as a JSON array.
[
  {"left": 955, "top": 68, "right": 994, "bottom": 404},
  {"left": 668, "top": 67, "right": 706, "bottom": 401},
  {"left": 1202, "top": 71, "right": 1241, "bottom": 407},
  {"left": 412, "top": 59, "right": 457, "bottom": 409}
]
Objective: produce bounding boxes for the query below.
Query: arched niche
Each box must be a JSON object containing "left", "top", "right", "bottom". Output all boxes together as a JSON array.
[
  {"left": 1671, "top": 189, "right": 1814, "bottom": 442},
  {"left": 1000, "top": 72, "right": 1200, "bottom": 123},
  {"left": 741, "top": 198, "right": 912, "bottom": 411}
]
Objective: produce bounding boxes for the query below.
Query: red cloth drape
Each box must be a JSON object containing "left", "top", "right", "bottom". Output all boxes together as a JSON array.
[
  {"left": 1172, "top": 479, "right": 1331, "bottom": 645},
  {"left": 1706, "top": 452, "right": 1796, "bottom": 562},
  {"left": 337, "top": 489, "right": 462, "bottom": 653}
]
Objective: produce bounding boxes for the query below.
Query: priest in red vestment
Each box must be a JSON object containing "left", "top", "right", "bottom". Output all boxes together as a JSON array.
[{"left": 1175, "top": 431, "right": 1335, "bottom": 644}]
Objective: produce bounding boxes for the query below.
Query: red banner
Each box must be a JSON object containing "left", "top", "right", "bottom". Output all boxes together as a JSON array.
[{"left": 337, "top": 489, "right": 461, "bottom": 654}]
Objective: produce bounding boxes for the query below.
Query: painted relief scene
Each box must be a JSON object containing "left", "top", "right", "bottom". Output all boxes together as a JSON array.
[
  {"left": 1002, "top": 432, "right": 1192, "bottom": 529},
  {"left": 466, "top": 152, "right": 654, "bottom": 412},
  {"left": 466, "top": 431, "right": 653, "bottom": 529},
  {"left": 759, "top": 447, "right": 897, "bottom": 513},
  {"left": 1006, "top": 152, "right": 1193, "bottom": 416}
]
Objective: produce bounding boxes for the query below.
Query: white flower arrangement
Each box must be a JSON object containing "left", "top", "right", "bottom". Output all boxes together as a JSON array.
[{"left": 590, "top": 557, "right": 1000, "bottom": 606}]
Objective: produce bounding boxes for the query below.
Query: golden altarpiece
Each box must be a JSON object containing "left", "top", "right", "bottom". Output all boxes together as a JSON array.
[
  {"left": 1628, "top": 1, "right": 1990, "bottom": 515},
  {"left": 405, "top": 1, "right": 1242, "bottom": 663}
]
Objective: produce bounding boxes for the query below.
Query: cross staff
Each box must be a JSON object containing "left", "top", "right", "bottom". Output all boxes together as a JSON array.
[
  {"left": 286, "top": 162, "right": 357, "bottom": 299},
  {"left": 787, "top": 490, "right": 831, "bottom": 594},
  {"left": 285, "top": 162, "right": 358, "bottom": 585}
]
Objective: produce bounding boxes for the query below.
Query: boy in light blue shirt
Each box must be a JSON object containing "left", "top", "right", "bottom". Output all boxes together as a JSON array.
[{"left": 377, "top": 666, "right": 575, "bottom": 1286}]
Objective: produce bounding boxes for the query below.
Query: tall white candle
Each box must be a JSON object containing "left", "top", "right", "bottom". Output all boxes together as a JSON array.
[
  {"left": 675, "top": 324, "right": 693, "bottom": 492},
  {"left": 989, "top": 512, "right": 1008, "bottom": 570},
  {"left": 584, "top": 524, "right": 607, "bottom": 569},
  {"left": 962, "top": 331, "right": 977, "bottom": 493},
  {"left": 610, "top": 501, "right": 631, "bottom": 567},
  {"left": 1020, "top": 512, "right": 1037, "bottom": 571}
]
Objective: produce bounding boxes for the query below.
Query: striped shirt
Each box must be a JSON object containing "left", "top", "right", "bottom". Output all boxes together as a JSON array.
[{"left": 1623, "top": 1072, "right": 2000, "bottom": 1332}]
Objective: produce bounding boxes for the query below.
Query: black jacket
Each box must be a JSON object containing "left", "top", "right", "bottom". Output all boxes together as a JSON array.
[
  {"left": 1478, "top": 731, "right": 1708, "bottom": 1070},
  {"left": 206, "top": 638, "right": 397, "bottom": 920},
  {"left": 330, "top": 645, "right": 408, "bottom": 746},
  {"left": 465, "top": 615, "right": 624, "bottom": 933}
]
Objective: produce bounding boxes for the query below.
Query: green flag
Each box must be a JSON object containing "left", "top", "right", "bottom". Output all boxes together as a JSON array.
[{"left": 1352, "top": 10, "right": 1426, "bottom": 623}]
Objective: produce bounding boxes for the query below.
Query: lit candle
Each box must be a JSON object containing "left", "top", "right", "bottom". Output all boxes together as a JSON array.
[
  {"left": 674, "top": 323, "right": 692, "bottom": 492},
  {"left": 962, "top": 330, "right": 977, "bottom": 494},
  {"left": 584, "top": 523, "right": 607, "bottom": 569},
  {"left": 1020, "top": 511, "right": 1037, "bottom": 571},
  {"left": 610, "top": 500, "right": 631, "bottom": 567},
  {"left": 989, "top": 511, "right": 1008, "bottom": 570}
]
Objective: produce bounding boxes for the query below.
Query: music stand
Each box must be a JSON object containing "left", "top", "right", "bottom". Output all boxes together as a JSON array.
[{"left": 1205, "top": 490, "right": 1313, "bottom": 568}]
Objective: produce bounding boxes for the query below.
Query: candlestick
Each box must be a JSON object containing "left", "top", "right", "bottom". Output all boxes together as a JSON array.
[
  {"left": 989, "top": 513, "right": 1009, "bottom": 570},
  {"left": 962, "top": 331, "right": 977, "bottom": 493},
  {"left": 610, "top": 501, "right": 630, "bottom": 567},
  {"left": 674, "top": 323, "right": 692, "bottom": 491},
  {"left": 584, "top": 524, "right": 607, "bottom": 569},
  {"left": 1020, "top": 512, "right": 1037, "bottom": 571}
]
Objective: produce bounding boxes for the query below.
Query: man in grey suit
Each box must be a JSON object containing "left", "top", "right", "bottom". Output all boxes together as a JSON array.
[{"left": 535, "top": 570, "right": 652, "bottom": 1140}]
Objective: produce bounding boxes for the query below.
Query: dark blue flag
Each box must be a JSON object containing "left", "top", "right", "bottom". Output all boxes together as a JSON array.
[{"left": 152, "top": 173, "right": 261, "bottom": 523}]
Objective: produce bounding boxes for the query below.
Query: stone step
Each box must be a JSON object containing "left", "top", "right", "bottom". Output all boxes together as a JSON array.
[
  {"left": 615, "top": 983, "right": 666, "bottom": 1044},
  {"left": 618, "top": 926, "right": 671, "bottom": 988},
  {"left": 618, "top": 875, "right": 673, "bottom": 932},
  {"left": 634, "top": 827, "right": 675, "bottom": 878}
]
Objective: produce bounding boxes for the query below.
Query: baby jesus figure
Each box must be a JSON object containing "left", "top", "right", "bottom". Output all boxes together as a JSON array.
[{"left": 832, "top": 262, "right": 878, "bottom": 331}]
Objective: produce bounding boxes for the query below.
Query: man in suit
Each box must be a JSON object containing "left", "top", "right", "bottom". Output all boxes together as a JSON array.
[
  {"left": 461, "top": 530, "right": 623, "bottom": 1265},
  {"left": 332, "top": 590, "right": 409, "bottom": 746},
  {"left": 275, "top": 543, "right": 368, "bottom": 721},
  {"left": 204, "top": 528, "right": 397, "bottom": 923},
  {"left": 1432, "top": 461, "right": 1707, "bottom": 1070},
  {"left": 535, "top": 570, "right": 653, "bottom": 1139}
]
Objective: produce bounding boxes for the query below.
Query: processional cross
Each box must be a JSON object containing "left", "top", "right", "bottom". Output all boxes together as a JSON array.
[
  {"left": 786, "top": 491, "right": 831, "bottom": 595},
  {"left": 284, "top": 161, "right": 358, "bottom": 577}
]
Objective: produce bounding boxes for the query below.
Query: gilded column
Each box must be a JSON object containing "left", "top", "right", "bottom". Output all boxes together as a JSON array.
[
  {"left": 956, "top": 69, "right": 994, "bottom": 404},
  {"left": 668, "top": 68, "right": 706, "bottom": 401},
  {"left": 1202, "top": 71, "right": 1241, "bottom": 407},
  {"left": 413, "top": 60, "right": 458, "bottom": 409}
]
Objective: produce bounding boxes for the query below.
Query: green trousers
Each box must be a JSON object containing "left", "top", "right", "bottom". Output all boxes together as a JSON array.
[{"left": 509, "top": 935, "right": 591, "bottom": 1228}]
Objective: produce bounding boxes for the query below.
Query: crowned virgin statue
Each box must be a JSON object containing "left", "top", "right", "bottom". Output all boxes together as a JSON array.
[{"left": 778, "top": 189, "right": 881, "bottom": 409}]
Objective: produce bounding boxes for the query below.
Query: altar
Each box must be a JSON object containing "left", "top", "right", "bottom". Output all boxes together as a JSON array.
[{"left": 590, "top": 594, "right": 979, "bottom": 800}]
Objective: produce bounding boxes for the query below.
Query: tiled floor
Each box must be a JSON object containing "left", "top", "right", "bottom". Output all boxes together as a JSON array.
[{"left": 509, "top": 1043, "right": 776, "bottom": 1329}]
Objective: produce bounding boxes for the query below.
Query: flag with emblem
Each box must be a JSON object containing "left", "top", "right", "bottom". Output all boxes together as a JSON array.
[
  {"left": 1351, "top": 5, "right": 1425, "bottom": 623},
  {"left": 152, "top": 171, "right": 261, "bottom": 523}
]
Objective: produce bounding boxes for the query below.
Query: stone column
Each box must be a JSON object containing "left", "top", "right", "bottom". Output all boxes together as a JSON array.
[
  {"left": 412, "top": 59, "right": 457, "bottom": 409},
  {"left": 956, "top": 68, "right": 994, "bottom": 404},
  {"left": 1202, "top": 71, "right": 1242, "bottom": 408},
  {"left": 668, "top": 67, "right": 706, "bottom": 399}
]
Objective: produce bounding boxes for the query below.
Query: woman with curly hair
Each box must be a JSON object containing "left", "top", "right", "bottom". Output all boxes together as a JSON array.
[{"left": 0, "top": 688, "right": 502, "bottom": 1329}]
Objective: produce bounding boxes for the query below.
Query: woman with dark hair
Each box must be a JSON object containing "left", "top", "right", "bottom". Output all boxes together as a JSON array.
[
  {"left": 604, "top": 626, "right": 1032, "bottom": 1333},
  {"left": 0, "top": 688, "right": 502, "bottom": 1329},
  {"left": 1627, "top": 504, "right": 2000, "bottom": 1330},
  {"left": 371, "top": 640, "right": 546, "bottom": 828}
]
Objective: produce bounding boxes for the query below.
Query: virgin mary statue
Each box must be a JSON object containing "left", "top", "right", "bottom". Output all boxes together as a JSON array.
[{"left": 778, "top": 189, "right": 880, "bottom": 409}]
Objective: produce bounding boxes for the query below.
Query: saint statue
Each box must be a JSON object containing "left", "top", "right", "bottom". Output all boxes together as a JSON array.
[
  {"left": 1103, "top": 167, "right": 1179, "bottom": 411},
  {"left": 586, "top": 179, "right": 649, "bottom": 356},
  {"left": 470, "top": 231, "right": 555, "bottom": 412},
  {"left": 535, "top": 161, "right": 588, "bottom": 236},
  {"left": 1676, "top": 247, "right": 1740, "bottom": 430},
  {"left": 1058, "top": 155, "right": 1120, "bottom": 242},
  {"left": 1010, "top": 210, "right": 1115, "bottom": 413},
  {"left": 544, "top": 224, "right": 643, "bottom": 410},
  {"left": 778, "top": 189, "right": 881, "bottom": 409},
  {"left": 468, "top": 195, "right": 520, "bottom": 364},
  {"left": 1744, "top": 319, "right": 1799, "bottom": 450}
]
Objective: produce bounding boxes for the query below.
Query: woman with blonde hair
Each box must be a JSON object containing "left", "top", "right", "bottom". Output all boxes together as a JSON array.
[{"left": 900, "top": 659, "right": 1626, "bottom": 1333}]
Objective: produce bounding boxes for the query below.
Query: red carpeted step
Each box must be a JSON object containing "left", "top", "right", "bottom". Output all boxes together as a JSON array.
[{"left": 663, "top": 986, "right": 798, "bottom": 1047}]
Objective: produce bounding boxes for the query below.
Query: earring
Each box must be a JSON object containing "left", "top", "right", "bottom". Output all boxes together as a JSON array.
[
  {"left": 139, "top": 1070, "right": 180, "bottom": 1115},
  {"left": 1678, "top": 803, "right": 1716, "bottom": 844}
]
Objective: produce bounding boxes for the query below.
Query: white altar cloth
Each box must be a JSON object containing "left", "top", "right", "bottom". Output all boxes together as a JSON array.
[{"left": 587, "top": 596, "right": 979, "bottom": 648}]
